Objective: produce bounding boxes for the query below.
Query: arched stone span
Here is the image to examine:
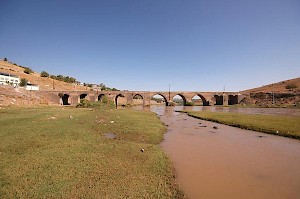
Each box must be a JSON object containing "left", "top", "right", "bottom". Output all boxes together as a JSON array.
[
  {"left": 151, "top": 93, "right": 168, "bottom": 106},
  {"left": 115, "top": 94, "right": 127, "bottom": 107},
  {"left": 191, "top": 94, "right": 209, "bottom": 106},
  {"left": 172, "top": 94, "right": 187, "bottom": 105},
  {"left": 98, "top": 94, "right": 105, "bottom": 102},
  {"left": 228, "top": 95, "right": 238, "bottom": 105},
  {"left": 80, "top": 93, "right": 88, "bottom": 99},
  {"left": 214, "top": 95, "right": 223, "bottom": 105},
  {"left": 62, "top": 94, "right": 70, "bottom": 105},
  {"left": 133, "top": 94, "right": 143, "bottom": 99}
]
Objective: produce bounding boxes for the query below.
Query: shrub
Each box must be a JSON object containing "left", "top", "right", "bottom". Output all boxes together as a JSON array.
[
  {"left": 76, "top": 99, "right": 91, "bottom": 108},
  {"left": 24, "top": 67, "right": 33, "bottom": 74},
  {"left": 41, "top": 71, "right": 49, "bottom": 77},
  {"left": 285, "top": 84, "right": 297, "bottom": 90},
  {"left": 3, "top": 57, "right": 7, "bottom": 61},
  {"left": 185, "top": 102, "right": 194, "bottom": 106},
  {"left": 19, "top": 78, "right": 28, "bottom": 87}
]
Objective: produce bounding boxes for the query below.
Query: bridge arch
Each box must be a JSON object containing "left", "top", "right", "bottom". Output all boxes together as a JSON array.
[
  {"left": 98, "top": 94, "right": 105, "bottom": 102},
  {"left": 151, "top": 93, "right": 168, "bottom": 106},
  {"left": 133, "top": 94, "right": 143, "bottom": 99},
  {"left": 58, "top": 93, "right": 70, "bottom": 105},
  {"left": 192, "top": 94, "right": 209, "bottom": 106},
  {"left": 214, "top": 95, "right": 223, "bottom": 105},
  {"left": 115, "top": 94, "right": 127, "bottom": 107},
  {"left": 80, "top": 93, "right": 88, "bottom": 100},
  {"left": 172, "top": 94, "right": 187, "bottom": 105},
  {"left": 228, "top": 94, "right": 238, "bottom": 105}
]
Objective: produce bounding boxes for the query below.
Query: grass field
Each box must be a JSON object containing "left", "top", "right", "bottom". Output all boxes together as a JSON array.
[
  {"left": 185, "top": 111, "right": 300, "bottom": 139},
  {"left": 0, "top": 107, "right": 184, "bottom": 198}
]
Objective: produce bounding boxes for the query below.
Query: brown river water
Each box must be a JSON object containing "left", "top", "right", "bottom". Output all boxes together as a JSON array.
[{"left": 132, "top": 105, "right": 300, "bottom": 199}]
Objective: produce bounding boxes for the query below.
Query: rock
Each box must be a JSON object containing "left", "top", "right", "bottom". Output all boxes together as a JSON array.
[
  {"left": 69, "top": 115, "right": 73, "bottom": 119},
  {"left": 110, "top": 121, "right": 115, "bottom": 124},
  {"left": 141, "top": 148, "right": 145, "bottom": 152},
  {"left": 199, "top": 125, "right": 207, "bottom": 127},
  {"left": 104, "top": 133, "right": 117, "bottom": 139},
  {"left": 213, "top": 126, "right": 218, "bottom": 129}
]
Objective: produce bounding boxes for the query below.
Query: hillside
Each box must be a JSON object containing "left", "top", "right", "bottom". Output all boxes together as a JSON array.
[
  {"left": 239, "top": 77, "right": 300, "bottom": 107},
  {"left": 0, "top": 60, "right": 88, "bottom": 91},
  {"left": 241, "top": 77, "right": 300, "bottom": 93}
]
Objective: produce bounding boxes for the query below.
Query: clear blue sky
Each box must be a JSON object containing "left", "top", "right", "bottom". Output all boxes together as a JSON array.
[{"left": 0, "top": 0, "right": 299, "bottom": 91}]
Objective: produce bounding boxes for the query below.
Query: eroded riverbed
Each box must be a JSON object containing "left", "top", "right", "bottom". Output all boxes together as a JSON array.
[{"left": 150, "top": 106, "right": 300, "bottom": 199}]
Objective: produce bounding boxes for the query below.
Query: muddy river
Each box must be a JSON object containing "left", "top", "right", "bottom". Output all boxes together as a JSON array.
[{"left": 146, "top": 105, "right": 300, "bottom": 199}]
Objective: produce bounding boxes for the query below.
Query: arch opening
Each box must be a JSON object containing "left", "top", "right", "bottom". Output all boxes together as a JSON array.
[
  {"left": 192, "top": 94, "right": 209, "bottom": 106},
  {"left": 80, "top": 93, "right": 88, "bottom": 100},
  {"left": 214, "top": 95, "right": 223, "bottom": 105},
  {"left": 228, "top": 95, "right": 238, "bottom": 105},
  {"left": 151, "top": 94, "right": 168, "bottom": 106},
  {"left": 115, "top": 94, "right": 127, "bottom": 107},
  {"left": 62, "top": 94, "right": 70, "bottom": 105},
  {"left": 133, "top": 94, "right": 143, "bottom": 105},
  {"left": 98, "top": 94, "right": 105, "bottom": 102},
  {"left": 192, "top": 95, "right": 202, "bottom": 106},
  {"left": 172, "top": 94, "right": 187, "bottom": 106}
]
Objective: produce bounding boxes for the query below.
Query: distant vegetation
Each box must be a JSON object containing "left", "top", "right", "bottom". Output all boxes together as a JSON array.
[
  {"left": 50, "top": 74, "right": 77, "bottom": 83},
  {"left": 285, "top": 83, "right": 298, "bottom": 90},
  {"left": 40, "top": 71, "right": 49, "bottom": 77},
  {"left": 2, "top": 57, "right": 119, "bottom": 90},
  {"left": 19, "top": 78, "right": 28, "bottom": 87},
  {"left": 24, "top": 67, "right": 34, "bottom": 74}
]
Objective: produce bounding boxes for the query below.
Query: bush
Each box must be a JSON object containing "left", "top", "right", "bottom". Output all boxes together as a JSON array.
[
  {"left": 285, "top": 84, "right": 297, "bottom": 90},
  {"left": 19, "top": 78, "right": 28, "bottom": 87},
  {"left": 185, "top": 102, "right": 194, "bottom": 106},
  {"left": 76, "top": 99, "right": 91, "bottom": 108},
  {"left": 76, "top": 98, "right": 115, "bottom": 109},
  {"left": 24, "top": 67, "right": 33, "bottom": 74},
  {"left": 41, "top": 71, "right": 49, "bottom": 77},
  {"left": 3, "top": 57, "right": 7, "bottom": 61}
]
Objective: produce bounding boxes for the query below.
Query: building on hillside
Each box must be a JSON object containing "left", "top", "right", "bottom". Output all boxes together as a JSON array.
[
  {"left": 25, "top": 83, "right": 39, "bottom": 91},
  {"left": 0, "top": 72, "right": 20, "bottom": 87}
]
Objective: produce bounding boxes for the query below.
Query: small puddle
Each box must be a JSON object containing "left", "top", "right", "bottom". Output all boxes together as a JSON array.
[{"left": 148, "top": 105, "right": 300, "bottom": 199}]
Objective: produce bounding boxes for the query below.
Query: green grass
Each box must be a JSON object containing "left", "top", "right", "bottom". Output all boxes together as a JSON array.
[
  {"left": 185, "top": 111, "right": 300, "bottom": 139},
  {"left": 0, "top": 107, "right": 184, "bottom": 198}
]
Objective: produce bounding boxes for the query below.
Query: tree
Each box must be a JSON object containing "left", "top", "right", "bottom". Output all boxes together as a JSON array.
[
  {"left": 50, "top": 75, "right": 57, "bottom": 80},
  {"left": 19, "top": 78, "right": 28, "bottom": 87},
  {"left": 40, "top": 71, "right": 49, "bottom": 77},
  {"left": 24, "top": 67, "right": 33, "bottom": 74},
  {"left": 3, "top": 57, "right": 8, "bottom": 61}
]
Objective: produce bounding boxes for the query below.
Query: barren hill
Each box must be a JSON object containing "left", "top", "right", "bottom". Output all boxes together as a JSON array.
[
  {"left": 0, "top": 60, "right": 88, "bottom": 91},
  {"left": 241, "top": 77, "right": 300, "bottom": 93}
]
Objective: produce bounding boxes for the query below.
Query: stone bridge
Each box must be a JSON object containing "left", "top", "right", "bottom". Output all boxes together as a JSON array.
[{"left": 39, "top": 90, "right": 245, "bottom": 106}]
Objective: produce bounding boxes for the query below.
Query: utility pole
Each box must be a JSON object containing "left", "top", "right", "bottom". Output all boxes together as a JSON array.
[{"left": 168, "top": 84, "right": 171, "bottom": 101}]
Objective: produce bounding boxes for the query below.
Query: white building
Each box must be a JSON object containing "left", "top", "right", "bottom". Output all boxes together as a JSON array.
[
  {"left": 25, "top": 83, "right": 39, "bottom": 91},
  {"left": 0, "top": 72, "right": 20, "bottom": 87}
]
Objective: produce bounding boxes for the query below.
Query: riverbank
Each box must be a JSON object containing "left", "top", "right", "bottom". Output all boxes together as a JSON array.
[
  {"left": 183, "top": 111, "right": 300, "bottom": 139},
  {"left": 0, "top": 107, "right": 184, "bottom": 198}
]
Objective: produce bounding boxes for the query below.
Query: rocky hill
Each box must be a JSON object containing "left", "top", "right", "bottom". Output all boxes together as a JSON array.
[
  {"left": 0, "top": 60, "right": 89, "bottom": 91},
  {"left": 240, "top": 77, "right": 300, "bottom": 107},
  {"left": 241, "top": 77, "right": 300, "bottom": 93},
  {"left": 0, "top": 59, "right": 92, "bottom": 107}
]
